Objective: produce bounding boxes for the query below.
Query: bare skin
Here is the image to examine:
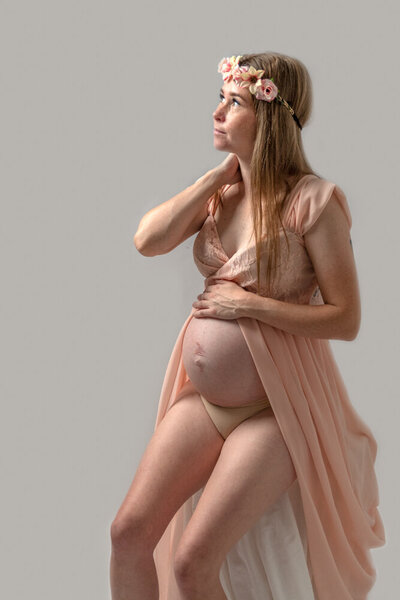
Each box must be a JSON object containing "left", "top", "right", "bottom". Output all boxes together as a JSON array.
[
  {"left": 110, "top": 385, "right": 296, "bottom": 600},
  {"left": 110, "top": 81, "right": 297, "bottom": 599},
  {"left": 182, "top": 317, "right": 268, "bottom": 405}
]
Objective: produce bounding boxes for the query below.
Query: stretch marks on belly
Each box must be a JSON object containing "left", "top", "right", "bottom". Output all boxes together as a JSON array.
[{"left": 182, "top": 315, "right": 269, "bottom": 406}]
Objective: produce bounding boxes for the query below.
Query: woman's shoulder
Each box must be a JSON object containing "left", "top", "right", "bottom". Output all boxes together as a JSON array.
[{"left": 284, "top": 173, "right": 352, "bottom": 235}]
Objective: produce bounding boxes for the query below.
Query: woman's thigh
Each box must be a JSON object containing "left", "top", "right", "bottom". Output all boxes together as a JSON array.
[
  {"left": 110, "top": 383, "right": 225, "bottom": 550},
  {"left": 174, "top": 406, "right": 297, "bottom": 572}
]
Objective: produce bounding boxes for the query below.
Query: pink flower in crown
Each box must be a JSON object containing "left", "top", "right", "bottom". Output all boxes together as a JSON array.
[
  {"left": 217, "top": 55, "right": 242, "bottom": 83},
  {"left": 254, "top": 78, "right": 279, "bottom": 102}
]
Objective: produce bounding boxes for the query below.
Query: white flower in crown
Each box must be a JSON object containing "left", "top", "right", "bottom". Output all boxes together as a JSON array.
[{"left": 233, "top": 64, "right": 266, "bottom": 94}]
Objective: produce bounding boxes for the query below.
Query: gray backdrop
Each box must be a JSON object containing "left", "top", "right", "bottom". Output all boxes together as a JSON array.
[{"left": 1, "top": 1, "right": 398, "bottom": 598}]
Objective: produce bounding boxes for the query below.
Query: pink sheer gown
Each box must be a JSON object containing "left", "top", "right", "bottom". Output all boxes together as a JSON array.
[{"left": 151, "top": 173, "right": 385, "bottom": 600}]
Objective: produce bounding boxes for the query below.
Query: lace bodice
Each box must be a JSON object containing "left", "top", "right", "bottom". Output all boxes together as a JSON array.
[{"left": 193, "top": 174, "right": 351, "bottom": 305}]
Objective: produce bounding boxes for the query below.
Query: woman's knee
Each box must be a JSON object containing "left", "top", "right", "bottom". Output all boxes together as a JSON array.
[
  {"left": 110, "top": 511, "right": 156, "bottom": 554},
  {"left": 174, "top": 540, "right": 219, "bottom": 590}
]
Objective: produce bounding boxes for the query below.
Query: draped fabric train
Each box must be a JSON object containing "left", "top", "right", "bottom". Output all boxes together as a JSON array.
[{"left": 152, "top": 174, "right": 385, "bottom": 600}]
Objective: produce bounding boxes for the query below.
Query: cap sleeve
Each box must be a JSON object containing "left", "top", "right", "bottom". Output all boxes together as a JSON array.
[{"left": 286, "top": 177, "right": 352, "bottom": 236}]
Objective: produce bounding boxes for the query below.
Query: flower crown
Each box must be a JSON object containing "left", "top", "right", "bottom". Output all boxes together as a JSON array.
[{"left": 217, "top": 55, "right": 302, "bottom": 130}]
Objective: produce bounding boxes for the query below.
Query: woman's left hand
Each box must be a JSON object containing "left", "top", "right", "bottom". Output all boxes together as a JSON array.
[{"left": 192, "top": 278, "right": 250, "bottom": 320}]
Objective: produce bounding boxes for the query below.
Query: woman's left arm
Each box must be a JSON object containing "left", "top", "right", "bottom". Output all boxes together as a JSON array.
[{"left": 238, "top": 192, "right": 361, "bottom": 341}]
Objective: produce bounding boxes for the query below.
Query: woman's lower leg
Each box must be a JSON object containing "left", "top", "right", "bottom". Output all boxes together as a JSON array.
[
  {"left": 110, "top": 546, "right": 158, "bottom": 600},
  {"left": 177, "top": 575, "right": 227, "bottom": 600}
]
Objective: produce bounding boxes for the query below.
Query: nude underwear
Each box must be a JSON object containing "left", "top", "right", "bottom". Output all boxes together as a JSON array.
[{"left": 175, "top": 379, "right": 271, "bottom": 440}]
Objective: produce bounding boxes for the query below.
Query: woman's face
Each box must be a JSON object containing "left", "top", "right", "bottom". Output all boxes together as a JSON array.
[{"left": 213, "top": 80, "right": 257, "bottom": 160}]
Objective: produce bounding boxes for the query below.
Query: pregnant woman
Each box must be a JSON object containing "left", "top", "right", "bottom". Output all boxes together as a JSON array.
[{"left": 110, "top": 52, "right": 385, "bottom": 600}]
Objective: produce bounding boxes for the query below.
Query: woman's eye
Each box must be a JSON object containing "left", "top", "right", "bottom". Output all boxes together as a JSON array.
[{"left": 219, "top": 95, "right": 239, "bottom": 106}]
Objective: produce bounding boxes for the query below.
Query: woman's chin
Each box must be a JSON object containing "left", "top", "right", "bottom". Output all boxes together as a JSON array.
[{"left": 213, "top": 139, "right": 230, "bottom": 150}]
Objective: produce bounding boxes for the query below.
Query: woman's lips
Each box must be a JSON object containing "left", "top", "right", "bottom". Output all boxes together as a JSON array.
[{"left": 214, "top": 129, "right": 226, "bottom": 135}]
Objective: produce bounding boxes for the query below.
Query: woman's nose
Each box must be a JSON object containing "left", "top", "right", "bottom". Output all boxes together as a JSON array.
[{"left": 213, "top": 105, "right": 225, "bottom": 120}]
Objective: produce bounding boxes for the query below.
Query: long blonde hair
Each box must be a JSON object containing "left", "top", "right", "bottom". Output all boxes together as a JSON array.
[{"left": 212, "top": 51, "right": 319, "bottom": 295}]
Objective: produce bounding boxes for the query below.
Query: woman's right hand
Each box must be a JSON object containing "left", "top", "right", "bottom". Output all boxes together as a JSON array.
[{"left": 212, "top": 153, "right": 243, "bottom": 186}]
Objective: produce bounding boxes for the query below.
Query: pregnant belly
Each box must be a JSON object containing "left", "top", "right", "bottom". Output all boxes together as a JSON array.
[{"left": 182, "top": 315, "right": 268, "bottom": 406}]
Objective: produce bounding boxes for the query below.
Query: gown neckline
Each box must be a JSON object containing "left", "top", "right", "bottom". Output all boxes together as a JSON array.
[{"left": 208, "top": 173, "right": 315, "bottom": 263}]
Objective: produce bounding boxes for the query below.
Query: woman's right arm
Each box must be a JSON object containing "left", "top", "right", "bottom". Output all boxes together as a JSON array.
[
  {"left": 133, "top": 169, "right": 224, "bottom": 256},
  {"left": 133, "top": 154, "right": 242, "bottom": 256}
]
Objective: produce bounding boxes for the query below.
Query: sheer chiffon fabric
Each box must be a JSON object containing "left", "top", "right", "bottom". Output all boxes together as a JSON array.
[{"left": 152, "top": 174, "right": 385, "bottom": 599}]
